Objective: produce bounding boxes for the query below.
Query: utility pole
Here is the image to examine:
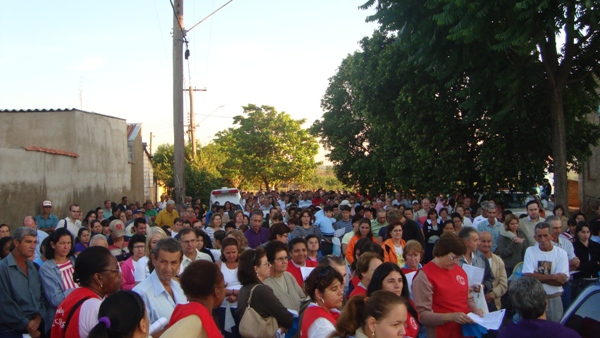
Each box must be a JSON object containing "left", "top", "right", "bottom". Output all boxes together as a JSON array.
[
  {"left": 184, "top": 86, "right": 206, "bottom": 159},
  {"left": 172, "top": 0, "right": 185, "bottom": 205},
  {"left": 149, "top": 132, "right": 153, "bottom": 154}
]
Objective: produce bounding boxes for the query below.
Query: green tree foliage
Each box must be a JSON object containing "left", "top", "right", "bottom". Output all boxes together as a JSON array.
[
  {"left": 215, "top": 104, "right": 320, "bottom": 191},
  {"left": 152, "top": 143, "right": 226, "bottom": 205},
  {"left": 312, "top": 23, "right": 600, "bottom": 196},
  {"left": 359, "top": 0, "right": 600, "bottom": 206}
]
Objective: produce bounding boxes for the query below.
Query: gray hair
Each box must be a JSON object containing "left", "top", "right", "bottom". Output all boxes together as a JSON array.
[
  {"left": 13, "top": 227, "right": 37, "bottom": 242},
  {"left": 486, "top": 203, "right": 497, "bottom": 211},
  {"left": 458, "top": 226, "right": 478, "bottom": 241},
  {"left": 509, "top": 277, "right": 546, "bottom": 319},
  {"left": 534, "top": 222, "right": 551, "bottom": 232},
  {"left": 90, "top": 234, "right": 108, "bottom": 247},
  {"left": 151, "top": 237, "right": 183, "bottom": 261},
  {"left": 545, "top": 215, "right": 560, "bottom": 224}
]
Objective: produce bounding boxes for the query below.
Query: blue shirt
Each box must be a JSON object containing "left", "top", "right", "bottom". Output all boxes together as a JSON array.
[
  {"left": 0, "top": 252, "right": 47, "bottom": 332},
  {"left": 35, "top": 230, "right": 49, "bottom": 261},
  {"left": 35, "top": 214, "right": 59, "bottom": 229},
  {"left": 133, "top": 270, "right": 187, "bottom": 323},
  {"left": 314, "top": 210, "right": 336, "bottom": 236},
  {"left": 477, "top": 219, "right": 503, "bottom": 252}
]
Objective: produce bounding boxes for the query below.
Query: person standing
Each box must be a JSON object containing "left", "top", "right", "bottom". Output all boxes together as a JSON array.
[
  {"left": 477, "top": 232, "right": 507, "bottom": 312},
  {"left": 35, "top": 200, "right": 59, "bottom": 233},
  {"left": 0, "top": 227, "right": 46, "bottom": 338},
  {"left": 520, "top": 201, "right": 546, "bottom": 247},
  {"left": 56, "top": 204, "right": 82, "bottom": 238},
  {"left": 522, "top": 222, "right": 569, "bottom": 322},
  {"left": 155, "top": 200, "right": 180, "bottom": 229}
]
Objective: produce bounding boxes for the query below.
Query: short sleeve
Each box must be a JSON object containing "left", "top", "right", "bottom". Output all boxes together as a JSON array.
[{"left": 79, "top": 298, "right": 103, "bottom": 337}]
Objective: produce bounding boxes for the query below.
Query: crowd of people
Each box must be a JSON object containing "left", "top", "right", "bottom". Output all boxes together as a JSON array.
[{"left": 0, "top": 189, "right": 594, "bottom": 338}]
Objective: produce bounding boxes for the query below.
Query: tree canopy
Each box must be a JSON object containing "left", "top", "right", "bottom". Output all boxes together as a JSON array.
[
  {"left": 352, "top": 0, "right": 600, "bottom": 205},
  {"left": 215, "top": 104, "right": 320, "bottom": 191},
  {"left": 312, "top": 2, "right": 600, "bottom": 197}
]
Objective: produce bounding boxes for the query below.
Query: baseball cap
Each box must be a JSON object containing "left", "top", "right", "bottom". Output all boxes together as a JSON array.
[
  {"left": 133, "top": 209, "right": 145, "bottom": 215},
  {"left": 412, "top": 200, "right": 420, "bottom": 205},
  {"left": 109, "top": 220, "right": 126, "bottom": 237},
  {"left": 167, "top": 200, "right": 176, "bottom": 205},
  {"left": 340, "top": 200, "right": 350, "bottom": 206},
  {"left": 42, "top": 200, "right": 52, "bottom": 207}
]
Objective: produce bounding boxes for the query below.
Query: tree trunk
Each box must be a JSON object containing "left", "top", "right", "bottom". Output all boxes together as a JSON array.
[{"left": 548, "top": 86, "right": 569, "bottom": 211}]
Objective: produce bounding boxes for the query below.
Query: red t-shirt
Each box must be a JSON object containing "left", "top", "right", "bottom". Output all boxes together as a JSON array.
[{"left": 286, "top": 260, "right": 318, "bottom": 288}]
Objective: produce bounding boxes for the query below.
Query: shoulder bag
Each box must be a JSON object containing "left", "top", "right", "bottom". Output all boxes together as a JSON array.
[{"left": 239, "top": 284, "right": 278, "bottom": 338}]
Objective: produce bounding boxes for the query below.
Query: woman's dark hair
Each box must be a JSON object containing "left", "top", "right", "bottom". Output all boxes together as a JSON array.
[
  {"left": 334, "top": 291, "right": 407, "bottom": 337},
  {"left": 88, "top": 291, "right": 146, "bottom": 338},
  {"left": 44, "top": 228, "right": 75, "bottom": 260},
  {"left": 0, "top": 236, "right": 12, "bottom": 259},
  {"left": 572, "top": 211, "right": 586, "bottom": 223},
  {"left": 214, "top": 229, "right": 227, "bottom": 244},
  {"left": 355, "top": 252, "right": 380, "bottom": 279},
  {"left": 193, "top": 228, "right": 212, "bottom": 249},
  {"left": 83, "top": 210, "right": 97, "bottom": 224},
  {"left": 354, "top": 218, "right": 374, "bottom": 240},
  {"left": 433, "top": 231, "right": 467, "bottom": 257},
  {"left": 90, "top": 219, "right": 102, "bottom": 231},
  {"left": 224, "top": 222, "right": 237, "bottom": 231},
  {"left": 265, "top": 240, "right": 289, "bottom": 263},
  {"left": 75, "top": 227, "right": 90, "bottom": 245},
  {"left": 269, "top": 222, "right": 290, "bottom": 241},
  {"left": 288, "top": 237, "right": 307, "bottom": 252},
  {"left": 367, "top": 262, "right": 418, "bottom": 321},
  {"left": 73, "top": 246, "right": 114, "bottom": 286},
  {"left": 351, "top": 214, "right": 363, "bottom": 224},
  {"left": 427, "top": 208, "right": 438, "bottom": 217},
  {"left": 358, "top": 239, "right": 384, "bottom": 258},
  {"left": 220, "top": 237, "right": 239, "bottom": 263},
  {"left": 180, "top": 260, "right": 223, "bottom": 298},
  {"left": 553, "top": 205, "right": 565, "bottom": 215},
  {"left": 350, "top": 237, "right": 373, "bottom": 271},
  {"left": 575, "top": 221, "right": 593, "bottom": 238},
  {"left": 237, "top": 247, "right": 266, "bottom": 285},
  {"left": 127, "top": 234, "right": 147, "bottom": 252},
  {"left": 299, "top": 210, "right": 314, "bottom": 223},
  {"left": 304, "top": 264, "right": 343, "bottom": 302}
]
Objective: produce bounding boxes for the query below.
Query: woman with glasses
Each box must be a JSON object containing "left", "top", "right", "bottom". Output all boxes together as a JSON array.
[
  {"left": 237, "top": 247, "right": 294, "bottom": 334},
  {"left": 121, "top": 234, "right": 147, "bottom": 291},
  {"left": 217, "top": 237, "right": 243, "bottom": 338},
  {"left": 300, "top": 265, "right": 344, "bottom": 338},
  {"left": 135, "top": 227, "right": 167, "bottom": 282},
  {"left": 367, "top": 263, "right": 421, "bottom": 338},
  {"left": 52, "top": 246, "right": 122, "bottom": 338},
  {"left": 412, "top": 232, "right": 484, "bottom": 338},
  {"left": 40, "top": 228, "right": 77, "bottom": 335},
  {"left": 264, "top": 241, "right": 306, "bottom": 312}
]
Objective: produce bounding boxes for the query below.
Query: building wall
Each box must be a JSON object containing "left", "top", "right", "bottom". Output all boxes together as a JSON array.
[
  {"left": 0, "top": 109, "right": 139, "bottom": 228},
  {"left": 129, "top": 127, "right": 145, "bottom": 206}
]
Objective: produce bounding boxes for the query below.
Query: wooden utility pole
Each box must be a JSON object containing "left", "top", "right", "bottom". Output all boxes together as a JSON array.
[
  {"left": 172, "top": 0, "right": 185, "bottom": 204},
  {"left": 184, "top": 86, "right": 206, "bottom": 159},
  {"left": 149, "top": 132, "right": 153, "bottom": 154}
]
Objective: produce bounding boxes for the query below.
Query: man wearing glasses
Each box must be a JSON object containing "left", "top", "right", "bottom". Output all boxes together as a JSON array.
[
  {"left": 56, "top": 204, "right": 82, "bottom": 237},
  {"left": 35, "top": 200, "right": 58, "bottom": 233}
]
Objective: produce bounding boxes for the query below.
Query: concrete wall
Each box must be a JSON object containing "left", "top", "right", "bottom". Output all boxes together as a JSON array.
[
  {"left": 128, "top": 127, "right": 145, "bottom": 206},
  {"left": 0, "top": 109, "right": 139, "bottom": 228}
]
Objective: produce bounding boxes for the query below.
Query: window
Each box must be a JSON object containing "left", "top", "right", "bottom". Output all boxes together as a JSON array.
[{"left": 564, "top": 290, "right": 600, "bottom": 338}]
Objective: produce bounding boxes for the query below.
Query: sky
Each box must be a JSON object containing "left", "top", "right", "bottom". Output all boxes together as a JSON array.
[{"left": 0, "top": 1, "right": 378, "bottom": 163}]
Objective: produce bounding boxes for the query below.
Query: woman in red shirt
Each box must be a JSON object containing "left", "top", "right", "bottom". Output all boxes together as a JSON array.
[{"left": 300, "top": 265, "right": 344, "bottom": 338}]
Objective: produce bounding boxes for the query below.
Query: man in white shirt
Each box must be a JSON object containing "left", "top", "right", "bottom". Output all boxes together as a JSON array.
[
  {"left": 133, "top": 238, "right": 187, "bottom": 327},
  {"left": 178, "top": 228, "right": 212, "bottom": 275},
  {"left": 548, "top": 215, "right": 580, "bottom": 309},
  {"left": 523, "top": 222, "right": 569, "bottom": 322},
  {"left": 55, "top": 204, "right": 82, "bottom": 237}
]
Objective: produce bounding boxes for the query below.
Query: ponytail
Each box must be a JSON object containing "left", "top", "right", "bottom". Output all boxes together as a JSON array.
[{"left": 334, "top": 295, "right": 368, "bottom": 337}]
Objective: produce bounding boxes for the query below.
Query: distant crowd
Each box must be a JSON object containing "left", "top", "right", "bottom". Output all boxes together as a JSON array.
[{"left": 0, "top": 189, "right": 592, "bottom": 338}]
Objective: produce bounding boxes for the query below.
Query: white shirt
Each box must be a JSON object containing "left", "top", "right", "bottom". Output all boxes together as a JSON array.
[
  {"left": 132, "top": 270, "right": 187, "bottom": 323},
  {"left": 306, "top": 303, "right": 339, "bottom": 338},
  {"left": 78, "top": 298, "right": 103, "bottom": 338},
  {"left": 134, "top": 256, "right": 149, "bottom": 282},
  {"left": 523, "top": 243, "right": 569, "bottom": 295},
  {"left": 56, "top": 218, "right": 82, "bottom": 237},
  {"left": 179, "top": 249, "right": 212, "bottom": 275}
]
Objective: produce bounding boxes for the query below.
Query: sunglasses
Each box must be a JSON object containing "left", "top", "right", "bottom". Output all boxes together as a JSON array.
[{"left": 315, "top": 266, "right": 333, "bottom": 285}]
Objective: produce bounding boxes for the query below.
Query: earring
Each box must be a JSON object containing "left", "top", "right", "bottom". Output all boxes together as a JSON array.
[
  {"left": 320, "top": 298, "right": 324, "bottom": 304},
  {"left": 99, "top": 283, "right": 103, "bottom": 289},
  {"left": 371, "top": 331, "right": 375, "bottom": 338}
]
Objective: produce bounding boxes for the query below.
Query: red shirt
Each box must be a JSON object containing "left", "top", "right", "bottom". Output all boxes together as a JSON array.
[
  {"left": 52, "top": 287, "right": 101, "bottom": 338},
  {"left": 300, "top": 305, "right": 340, "bottom": 338},
  {"left": 286, "top": 260, "right": 318, "bottom": 288}
]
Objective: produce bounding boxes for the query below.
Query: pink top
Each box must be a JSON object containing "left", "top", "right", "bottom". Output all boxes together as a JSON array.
[{"left": 121, "top": 257, "right": 136, "bottom": 291}]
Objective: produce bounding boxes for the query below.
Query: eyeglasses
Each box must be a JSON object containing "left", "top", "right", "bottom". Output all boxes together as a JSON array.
[
  {"left": 448, "top": 254, "right": 457, "bottom": 262},
  {"left": 259, "top": 261, "right": 271, "bottom": 267},
  {"left": 133, "top": 245, "right": 145, "bottom": 249},
  {"left": 274, "top": 256, "right": 290, "bottom": 262},
  {"left": 103, "top": 268, "right": 121, "bottom": 275}
]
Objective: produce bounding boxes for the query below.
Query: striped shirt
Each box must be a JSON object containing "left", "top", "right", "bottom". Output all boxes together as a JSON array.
[{"left": 57, "top": 261, "right": 77, "bottom": 290}]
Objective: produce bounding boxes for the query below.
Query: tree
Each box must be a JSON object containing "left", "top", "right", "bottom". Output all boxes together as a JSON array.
[
  {"left": 215, "top": 104, "right": 320, "bottom": 191},
  {"left": 152, "top": 143, "right": 227, "bottom": 206},
  {"left": 312, "top": 26, "right": 599, "bottom": 196},
  {"left": 361, "top": 0, "right": 600, "bottom": 206}
]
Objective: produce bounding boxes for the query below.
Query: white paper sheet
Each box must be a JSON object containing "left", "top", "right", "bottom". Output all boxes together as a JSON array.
[
  {"left": 301, "top": 267, "right": 315, "bottom": 281},
  {"left": 405, "top": 271, "right": 417, "bottom": 300},
  {"left": 334, "top": 228, "right": 346, "bottom": 238},
  {"left": 467, "top": 309, "right": 506, "bottom": 330},
  {"left": 461, "top": 264, "right": 485, "bottom": 286}
]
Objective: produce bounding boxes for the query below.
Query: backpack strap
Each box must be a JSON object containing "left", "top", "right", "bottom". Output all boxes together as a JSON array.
[
  {"left": 64, "top": 296, "right": 91, "bottom": 333},
  {"left": 63, "top": 218, "right": 69, "bottom": 229}
]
